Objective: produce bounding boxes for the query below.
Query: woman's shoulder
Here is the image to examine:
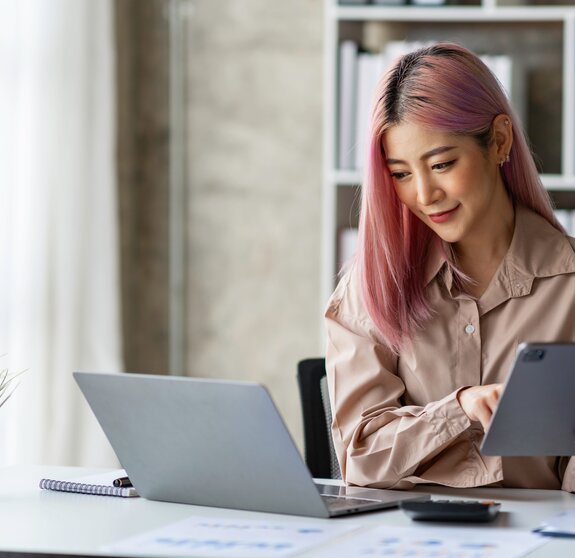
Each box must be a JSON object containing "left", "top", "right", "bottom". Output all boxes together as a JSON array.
[
  {"left": 324, "top": 263, "right": 395, "bottom": 355},
  {"left": 325, "top": 263, "right": 376, "bottom": 329},
  {"left": 512, "top": 206, "right": 575, "bottom": 277},
  {"left": 325, "top": 265, "right": 385, "bottom": 345},
  {"left": 326, "top": 263, "right": 358, "bottom": 313}
]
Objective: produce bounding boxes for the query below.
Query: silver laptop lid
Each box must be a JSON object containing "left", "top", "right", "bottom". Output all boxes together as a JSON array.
[
  {"left": 74, "top": 372, "right": 332, "bottom": 517},
  {"left": 74, "top": 372, "right": 428, "bottom": 517}
]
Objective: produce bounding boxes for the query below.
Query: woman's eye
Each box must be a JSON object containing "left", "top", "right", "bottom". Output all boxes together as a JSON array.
[
  {"left": 432, "top": 160, "right": 455, "bottom": 171},
  {"left": 390, "top": 170, "right": 409, "bottom": 181}
]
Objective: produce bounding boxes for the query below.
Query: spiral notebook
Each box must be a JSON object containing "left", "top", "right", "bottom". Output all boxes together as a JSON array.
[{"left": 39, "top": 469, "right": 139, "bottom": 498}]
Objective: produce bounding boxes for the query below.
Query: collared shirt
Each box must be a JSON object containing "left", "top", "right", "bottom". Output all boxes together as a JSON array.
[{"left": 325, "top": 205, "right": 575, "bottom": 491}]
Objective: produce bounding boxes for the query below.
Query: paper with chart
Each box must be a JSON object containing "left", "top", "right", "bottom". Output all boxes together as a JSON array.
[
  {"left": 535, "top": 507, "right": 575, "bottom": 536},
  {"left": 103, "top": 514, "right": 359, "bottom": 557},
  {"left": 311, "top": 524, "right": 547, "bottom": 558}
]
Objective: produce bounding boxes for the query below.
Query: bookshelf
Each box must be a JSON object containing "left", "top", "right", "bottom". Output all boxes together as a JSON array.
[{"left": 322, "top": 0, "right": 575, "bottom": 307}]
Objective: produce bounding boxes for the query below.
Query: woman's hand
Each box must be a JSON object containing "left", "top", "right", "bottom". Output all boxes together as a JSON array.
[{"left": 457, "top": 384, "right": 503, "bottom": 431}]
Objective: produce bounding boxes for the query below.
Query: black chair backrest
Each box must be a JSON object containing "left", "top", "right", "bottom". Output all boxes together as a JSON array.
[{"left": 297, "top": 358, "right": 341, "bottom": 479}]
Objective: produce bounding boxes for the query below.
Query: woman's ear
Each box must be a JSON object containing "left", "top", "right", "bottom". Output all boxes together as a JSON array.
[{"left": 492, "top": 114, "right": 513, "bottom": 165}]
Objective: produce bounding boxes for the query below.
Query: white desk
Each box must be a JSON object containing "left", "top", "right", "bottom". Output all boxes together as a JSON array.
[{"left": 1, "top": 465, "right": 575, "bottom": 557}]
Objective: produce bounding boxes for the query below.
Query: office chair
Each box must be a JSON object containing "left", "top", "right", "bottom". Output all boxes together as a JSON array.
[{"left": 297, "top": 358, "right": 341, "bottom": 479}]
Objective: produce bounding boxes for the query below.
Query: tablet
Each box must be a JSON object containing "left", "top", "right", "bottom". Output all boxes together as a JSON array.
[{"left": 481, "top": 342, "right": 575, "bottom": 456}]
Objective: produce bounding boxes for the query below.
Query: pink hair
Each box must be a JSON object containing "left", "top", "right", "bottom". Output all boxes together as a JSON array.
[{"left": 356, "top": 43, "right": 563, "bottom": 353}]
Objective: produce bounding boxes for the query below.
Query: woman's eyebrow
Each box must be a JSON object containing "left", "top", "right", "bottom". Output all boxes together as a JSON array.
[{"left": 386, "top": 145, "right": 457, "bottom": 166}]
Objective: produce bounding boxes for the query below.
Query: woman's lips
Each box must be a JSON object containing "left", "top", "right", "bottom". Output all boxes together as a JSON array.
[{"left": 428, "top": 205, "right": 460, "bottom": 224}]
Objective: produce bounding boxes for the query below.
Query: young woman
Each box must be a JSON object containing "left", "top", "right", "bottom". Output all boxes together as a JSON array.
[{"left": 325, "top": 43, "right": 575, "bottom": 491}]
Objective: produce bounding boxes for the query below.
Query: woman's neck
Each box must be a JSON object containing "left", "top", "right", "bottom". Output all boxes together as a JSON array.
[{"left": 453, "top": 199, "right": 516, "bottom": 298}]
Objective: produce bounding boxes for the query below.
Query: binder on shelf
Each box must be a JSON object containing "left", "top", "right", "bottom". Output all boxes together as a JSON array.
[
  {"left": 338, "top": 40, "right": 359, "bottom": 170},
  {"left": 39, "top": 469, "right": 139, "bottom": 498},
  {"left": 411, "top": 0, "right": 446, "bottom": 5},
  {"left": 354, "top": 51, "right": 387, "bottom": 170}
]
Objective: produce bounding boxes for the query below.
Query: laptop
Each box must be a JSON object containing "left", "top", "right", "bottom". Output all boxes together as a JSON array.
[
  {"left": 481, "top": 342, "right": 575, "bottom": 456},
  {"left": 73, "top": 371, "right": 429, "bottom": 518}
]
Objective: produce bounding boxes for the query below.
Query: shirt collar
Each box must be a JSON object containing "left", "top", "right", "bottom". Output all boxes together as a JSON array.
[
  {"left": 506, "top": 204, "right": 575, "bottom": 283},
  {"left": 478, "top": 205, "right": 575, "bottom": 314},
  {"left": 424, "top": 236, "right": 448, "bottom": 287}
]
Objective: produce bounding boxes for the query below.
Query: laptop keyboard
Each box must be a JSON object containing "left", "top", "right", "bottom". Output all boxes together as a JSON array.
[{"left": 321, "top": 494, "right": 379, "bottom": 511}]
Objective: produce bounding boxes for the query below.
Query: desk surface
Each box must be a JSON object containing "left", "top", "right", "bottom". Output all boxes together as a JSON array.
[{"left": 1, "top": 465, "right": 575, "bottom": 557}]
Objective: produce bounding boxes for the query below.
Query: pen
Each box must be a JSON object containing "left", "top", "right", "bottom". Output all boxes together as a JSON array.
[{"left": 113, "top": 476, "right": 133, "bottom": 487}]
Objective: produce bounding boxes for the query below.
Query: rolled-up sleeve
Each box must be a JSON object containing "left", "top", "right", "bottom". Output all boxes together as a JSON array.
[{"left": 326, "top": 304, "right": 475, "bottom": 489}]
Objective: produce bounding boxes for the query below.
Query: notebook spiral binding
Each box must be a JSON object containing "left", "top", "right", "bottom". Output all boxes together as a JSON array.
[{"left": 39, "top": 478, "right": 137, "bottom": 498}]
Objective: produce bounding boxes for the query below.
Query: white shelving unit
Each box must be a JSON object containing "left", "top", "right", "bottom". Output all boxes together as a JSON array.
[{"left": 322, "top": 0, "right": 575, "bottom": 307}]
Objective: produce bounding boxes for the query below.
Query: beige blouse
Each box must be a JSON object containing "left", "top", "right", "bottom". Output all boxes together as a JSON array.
[{"left": 325, "top": 205, "right": 575, "bottom": 492}]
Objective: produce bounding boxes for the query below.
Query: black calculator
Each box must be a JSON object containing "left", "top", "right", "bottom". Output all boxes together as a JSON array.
[{"left": 399, "top": 499, "right": 501, "bottom": 522}]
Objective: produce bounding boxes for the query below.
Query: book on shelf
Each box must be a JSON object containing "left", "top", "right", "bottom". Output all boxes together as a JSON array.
[
  {"left": 411, "top": 0, "right": 446, "bottom": 5},
  {"left": 338, "top": 40, "right": 359, "bottom": 170},
  {"left": 372, "top": 0, "right": 408, "bottom": 5},
  {"left": 39, "top": 469, "right": 139, "bottom": 498},
  {"left": 354, "top": 51, "right": 387, "bottom": 170}
]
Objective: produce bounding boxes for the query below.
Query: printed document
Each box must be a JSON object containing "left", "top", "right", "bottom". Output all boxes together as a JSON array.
[
  {"left": 103, "top": 514, "right": 359, "bottom": 557},
  {"left": 311, "top": 524, "right": 547, "bottom": 558}
]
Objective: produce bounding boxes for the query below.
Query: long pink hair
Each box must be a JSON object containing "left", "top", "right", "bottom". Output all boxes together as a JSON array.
[{"left": 357, "top": 43, "right": 562, "bottom": 353}]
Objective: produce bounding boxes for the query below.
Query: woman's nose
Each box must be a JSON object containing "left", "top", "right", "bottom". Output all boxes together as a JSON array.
[{"left": 416, "top": 175, "right": 442, "bottom": 206}]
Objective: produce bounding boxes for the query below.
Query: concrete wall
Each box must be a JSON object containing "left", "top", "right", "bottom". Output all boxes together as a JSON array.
[
  {"left": 185, "top": 0, "right": 324, "bottom": 448},
  {"left": 116, "top": 0, "right": 171, "bottom": 376}
]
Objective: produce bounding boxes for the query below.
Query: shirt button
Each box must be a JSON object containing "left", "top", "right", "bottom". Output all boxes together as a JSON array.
[{"left": 464, "top": 324, "right": 475, "bottom": 335}]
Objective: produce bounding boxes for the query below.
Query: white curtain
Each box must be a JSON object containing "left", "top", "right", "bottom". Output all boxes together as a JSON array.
[{"left": 0, "top": 0, "right": 122, "bottom": 466}]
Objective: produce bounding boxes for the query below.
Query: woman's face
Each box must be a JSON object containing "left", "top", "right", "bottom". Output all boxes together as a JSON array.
[{"left": 382, "top": 119, "right": 511, "bottom": 249}]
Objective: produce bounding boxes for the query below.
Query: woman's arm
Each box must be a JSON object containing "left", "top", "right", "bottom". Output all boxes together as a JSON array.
[{"left": 326, "top": 310, "right": 476, "bottom": 489}]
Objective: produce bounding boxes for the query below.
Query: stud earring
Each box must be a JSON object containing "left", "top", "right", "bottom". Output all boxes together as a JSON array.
[{"left": 499, "top": 154, "right": 510, "bottom": 168}]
